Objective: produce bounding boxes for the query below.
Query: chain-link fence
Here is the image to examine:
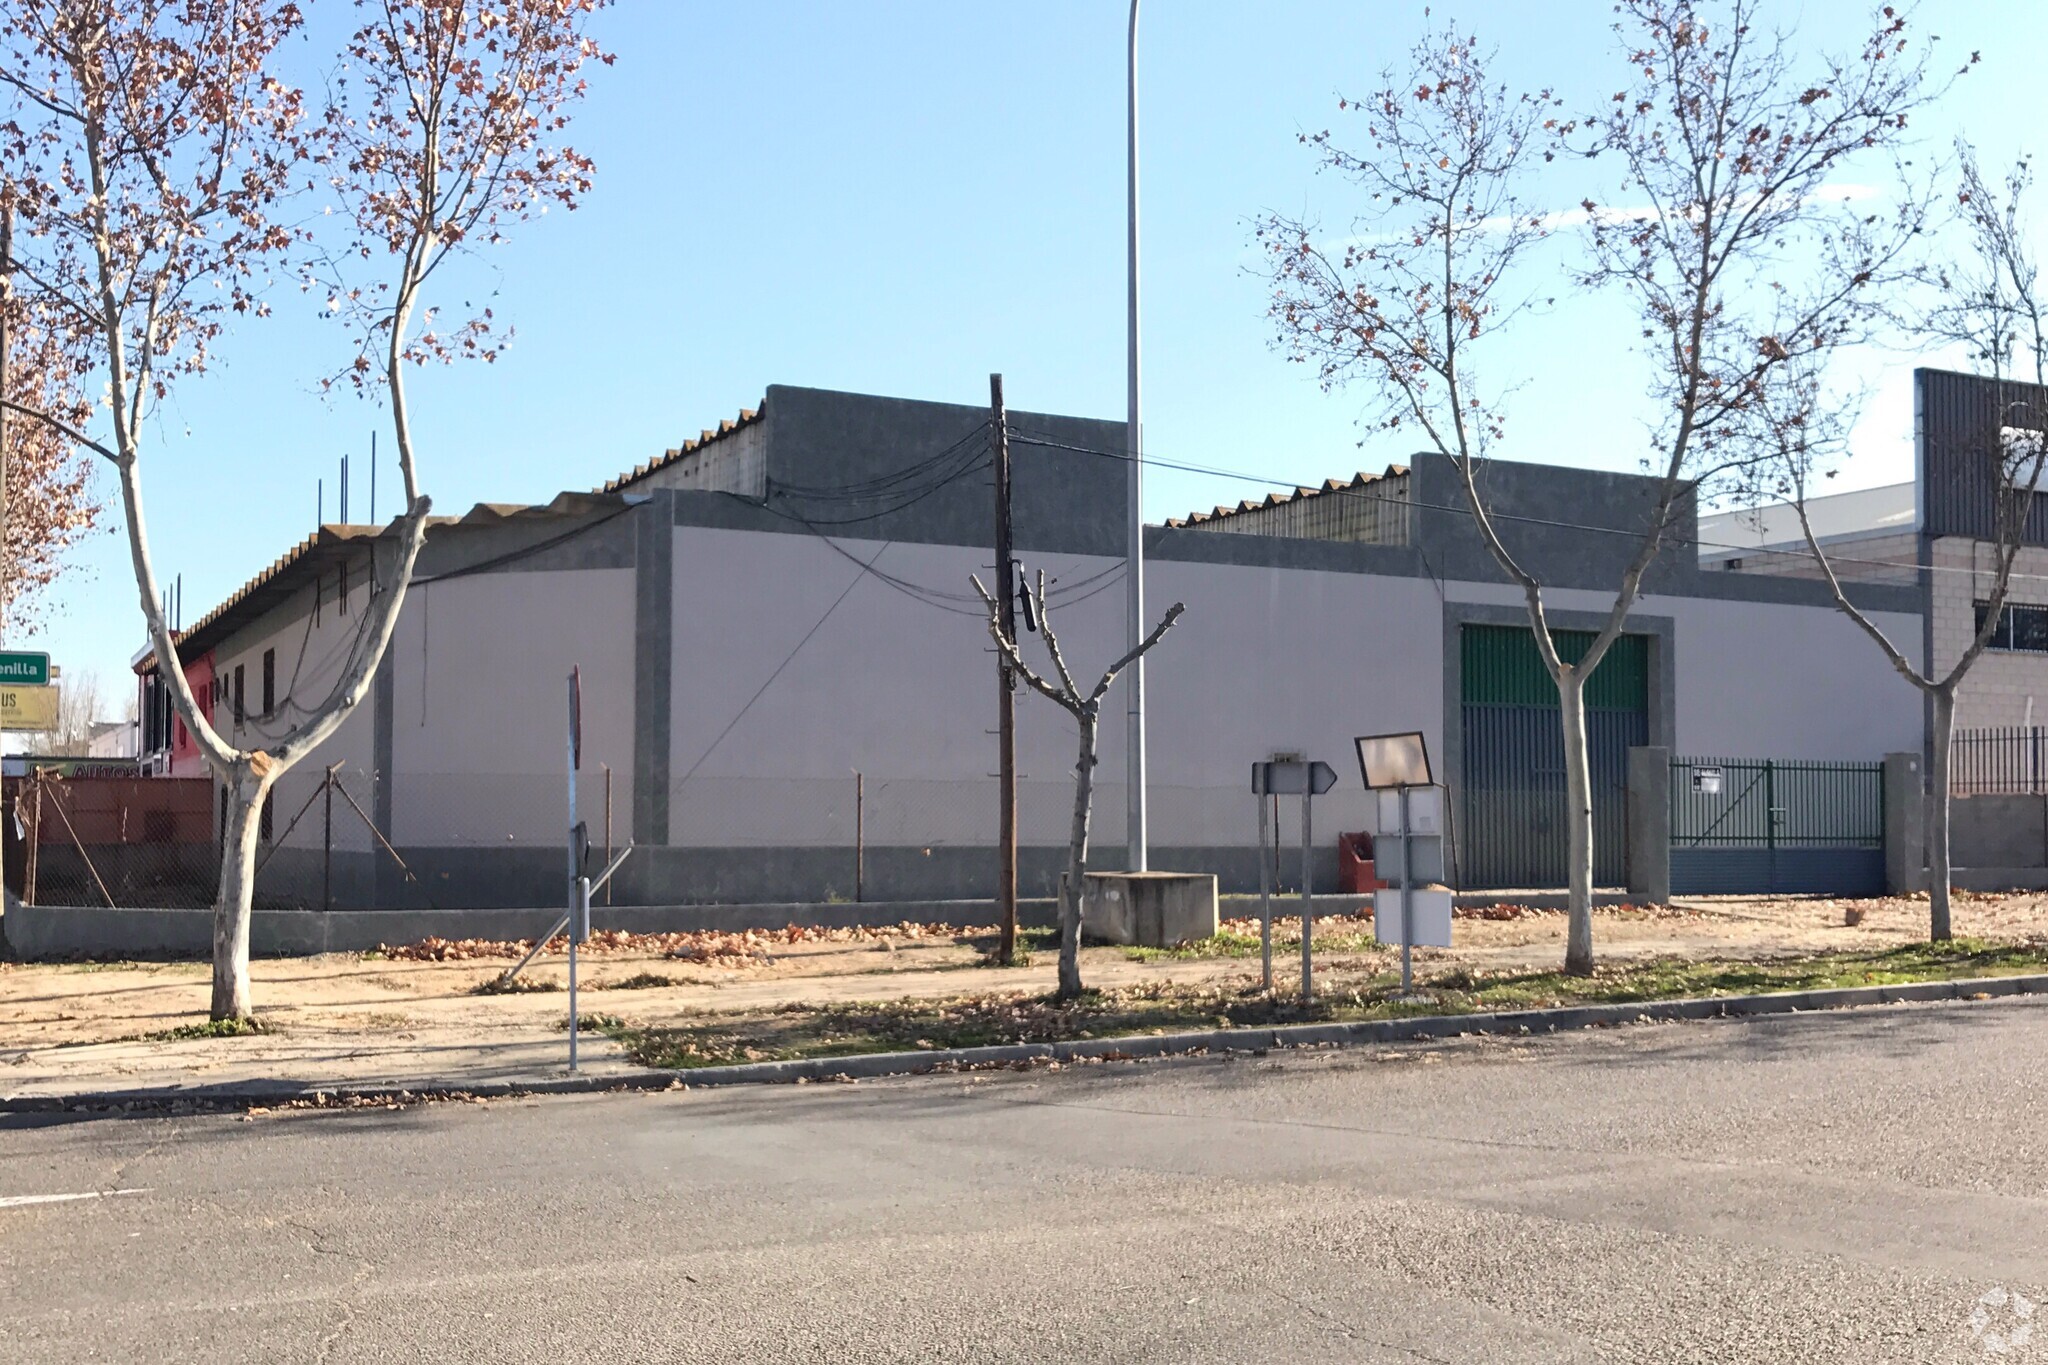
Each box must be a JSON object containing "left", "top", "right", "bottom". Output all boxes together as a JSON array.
[
  {"left": 7, "top": 764, "right": 1379, "bottom": 910},
  {"left": 3, "top": 773, "right": 217, "bottom": 908}
]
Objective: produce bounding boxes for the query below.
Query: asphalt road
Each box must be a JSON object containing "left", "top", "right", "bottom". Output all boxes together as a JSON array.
[{"left": 4, "top": 999, "right": 2047, "bottom": 1364}]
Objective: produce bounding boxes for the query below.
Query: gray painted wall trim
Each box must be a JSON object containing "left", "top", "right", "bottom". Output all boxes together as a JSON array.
[{"left": 632, "top": 490, "right": 676, "bottom": 848}]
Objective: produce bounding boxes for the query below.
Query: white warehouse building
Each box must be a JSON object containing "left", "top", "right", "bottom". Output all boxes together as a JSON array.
[{"left": 133, "top": 383, "right": 1926, "bottom": 912}]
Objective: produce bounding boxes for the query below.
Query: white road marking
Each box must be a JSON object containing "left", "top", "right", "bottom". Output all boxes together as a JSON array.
[{"left": 0, "top": 1188, "right": 150, "bottom": 1209}]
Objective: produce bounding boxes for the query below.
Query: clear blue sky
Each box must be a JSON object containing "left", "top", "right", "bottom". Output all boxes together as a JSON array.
[{"left": 29, "top": 0, "right": 2048, "bottom": 717}]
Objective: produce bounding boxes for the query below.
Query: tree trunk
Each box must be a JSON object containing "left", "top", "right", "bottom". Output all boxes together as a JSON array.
[
  {"left": 210, "top": 761, "right": 273, "bottom": 1021},
  {"left": 1558, "top": 669, "right": 1596, "bottom": 975},
  {"left": 1928, "top": 687, "right": 1955, "bottom": 942},
  {"left": 1057, "top": 709, "right": 1098, "bottom": 1001}
]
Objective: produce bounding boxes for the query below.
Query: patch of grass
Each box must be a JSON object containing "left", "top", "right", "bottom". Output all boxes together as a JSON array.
[
  {"left": 470, "top": 974, "right": 562, "bottom": 995},
  {"left": 966, "top": 924, "right": 1058, "bottom": 969},
  {"left": 609, "top": 937, "right": 2048, "bottom": 1071},
  {"left": 592, "top": 971, "right": 680, "bottom": 991},
  {"left": 146, "top": 1016, "right": 272, "bottom": 1042},
  {"left": 563, "top": 1012, "right": 629, "bottom": 1034},
  {"left": 53, "top": 958, "right": 208, "bottom": 974},
  {"left": 1124, "top": 926, "right": 1387, "bottom": 962}
]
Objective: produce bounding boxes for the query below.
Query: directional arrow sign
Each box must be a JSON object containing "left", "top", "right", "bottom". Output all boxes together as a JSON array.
[
  {"left": 0, "top": 651, "right": 50, "bottom": 686},
  {"left": 1252, "top": 759, "right": 1340, "bottom": 796}
]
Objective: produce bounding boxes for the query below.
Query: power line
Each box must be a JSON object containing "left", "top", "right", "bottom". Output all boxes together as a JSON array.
[
  {"left": 1006, "top": 425, "right": 2048, "bottom": 590},
  {"left": 671, "top": 539, "right": 897, "bottom": 793}
]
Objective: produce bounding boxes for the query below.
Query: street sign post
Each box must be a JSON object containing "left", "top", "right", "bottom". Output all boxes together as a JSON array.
[
  {"left": 0, "top": 651, "right": 50, "bottom": 686},
  {"left": 1356, "top": 733, "right": 1449, "bottom": 998},
  {"left": 1251, "top": 757, "right": 1340, "bottom": 1001}
]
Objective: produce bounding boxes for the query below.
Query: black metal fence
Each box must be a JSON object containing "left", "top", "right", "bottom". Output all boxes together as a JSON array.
[
  {"left": 1668, "top": 755, "right": 1886, "bottom": 896},
  {"left": 1951, "top": 727, "right": 2048, "bottom": 796},
  {"left": 1670, "top": 757, "right": 1885, "bottom": 848}
]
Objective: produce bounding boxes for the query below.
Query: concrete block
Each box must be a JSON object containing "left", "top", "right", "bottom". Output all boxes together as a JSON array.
[
  {"left": 1627, "top": 746, "right": 1672, "bottom": 904},
  {"left": 1081, "top": 872, "right": 1219, "bottom": 947},
  {"left": 1883, "top": 752, "right": 1926, "bottom": 893}
]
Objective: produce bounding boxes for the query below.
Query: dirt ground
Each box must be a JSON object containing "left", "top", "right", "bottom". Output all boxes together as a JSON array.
[{"left": 5, "top": 891, "right": 2045, "bottom": 1056}]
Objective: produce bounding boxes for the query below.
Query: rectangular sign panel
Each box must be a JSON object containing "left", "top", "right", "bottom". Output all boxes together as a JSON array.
[
  {"left": 1373, "top": 834, "right": 1446, "bottom": 884},
  {"left": 0, "top": 651, "right": 51, "bottom": 686},
  {"left": 0, "top": 684, "right": 59, "bottom": 731},
  {"left": 1374, "top": 888, "right": 1454, "bottom": 947}
]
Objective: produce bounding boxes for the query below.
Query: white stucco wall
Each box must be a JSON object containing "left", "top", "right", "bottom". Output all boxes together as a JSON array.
[
  {"left": 386, "top": 568, "right": 635, "bottom": 846},
  {"left": 211, "top": 574, "right": 378, "bottom": 851},
  {"left": 1654, "top": 593, "right": 1923, "bottom": 759},
  {"left": 667, "top": 527, "right": 1444, "bottom": 850}
]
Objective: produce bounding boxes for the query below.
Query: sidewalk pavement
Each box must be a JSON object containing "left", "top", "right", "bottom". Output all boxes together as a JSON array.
[
  {"left": 1, "top": 1021, "right": 673, "bottom": 1107},
  {"left": 11, "top": 972, "right": 2048, "bottom": 1111}
]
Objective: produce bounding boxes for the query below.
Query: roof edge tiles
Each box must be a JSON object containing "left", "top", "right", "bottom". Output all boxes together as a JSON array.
[
  {"left": 1163, "top": 465, "right": 1409, "bottom": 528},
  {"left": 597, "top": 401, "right": 765, "bottom": 495}
]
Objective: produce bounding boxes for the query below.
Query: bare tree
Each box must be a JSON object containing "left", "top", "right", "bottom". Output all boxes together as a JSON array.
[
  {"left": 0, "top": 0, "right": 607, "bottom": 1019},
  {"left": 1259, "top": 3, "right": 1946, "bottom": 973},
  {"left": 36, "top": 667, "right": 106, "bottom": 756},
  {"left": 972, "top": 571, "right": 1182, "bottom": 1000},
  {"left": 1785, "top": 145, "right": 2048, "bottom": 942}
]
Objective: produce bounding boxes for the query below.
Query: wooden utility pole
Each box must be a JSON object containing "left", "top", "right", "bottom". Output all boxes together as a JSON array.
[{"left": 992, "top": 374, "right": 1019, "bottom": 964}]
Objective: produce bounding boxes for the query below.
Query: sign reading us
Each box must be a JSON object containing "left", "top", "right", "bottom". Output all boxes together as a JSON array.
[
  {"left": 0, "top": 685, "right": 58, "bottom": 731},
  {"left": 0, "top": 651, "right": 50, "bottom": 686}
]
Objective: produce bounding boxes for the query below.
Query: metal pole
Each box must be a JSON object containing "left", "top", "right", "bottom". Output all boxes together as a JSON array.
[
  {"left": 1400, "top": 785, "right": 1414, "bottom": 996},
  {"left": 567, "top": 670, "right": 579, "bottom": 898},
  {"left": 322, "top": 767, "right": 333, "bottom": 912},
  {"left": 603, "top": 763, "right": 613, "bottom": 907},
  {"left": 993, "top": 373, "right": 1018, "bottom": 959},
  {"left": 1299, "top": 786, "right": 1313, "bottom": 1004},
  {"left": 1124, "top": 0, "right": 1148, "bottom": 875},
  {"left": 1257, "top": 788, "right": 1272, "bottom": 991},
  {"left": 568, "top": 875, "right": 589, "bottom": 1073},
  {"left": 855, "top": 770, "right": 866, "bottom": 904}
]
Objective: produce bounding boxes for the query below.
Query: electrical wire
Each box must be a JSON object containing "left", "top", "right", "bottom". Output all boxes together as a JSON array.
[
  {"left": 671, "top": 539, "right": 898, "bottom": 793},
  {"left": 1005, "top": 424, "right": 2042, "bottom": 590},
  {"left": 770, "top": 421, "right": 991, "bottom": 500}
]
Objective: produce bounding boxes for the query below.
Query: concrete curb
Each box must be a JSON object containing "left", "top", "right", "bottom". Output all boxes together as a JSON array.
[{"left": 7, "top": 972, "right": 2046, "bottom": 1112}]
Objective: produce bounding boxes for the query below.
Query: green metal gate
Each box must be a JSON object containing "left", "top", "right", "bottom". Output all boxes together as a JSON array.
[
  {"left": 1458, "top": 625, "right": 1649, "bottom": 889},
  {"left": 1669, "top": 757, "right": 1884, "bottom": 895}
]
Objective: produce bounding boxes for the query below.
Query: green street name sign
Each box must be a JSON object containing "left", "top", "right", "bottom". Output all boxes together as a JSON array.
[{"left": 0, "top": 651, "right": 51, "bottom": 686}]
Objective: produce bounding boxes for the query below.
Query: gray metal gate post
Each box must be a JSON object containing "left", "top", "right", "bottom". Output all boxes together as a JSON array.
[
  {"left": 1627, "top": 746, "right": 1671, "bottom": 904},
  {"left": 1884, "top": 752, "right": 1925, "bottom": 893}
]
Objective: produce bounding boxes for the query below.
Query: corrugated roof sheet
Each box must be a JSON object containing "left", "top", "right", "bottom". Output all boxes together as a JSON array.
[
  {"left": 1162, "top": 465, "right": 1408, "bottom": 527},
  {"left": 596, "top": 401, "right": 764, "bottom": 494}
]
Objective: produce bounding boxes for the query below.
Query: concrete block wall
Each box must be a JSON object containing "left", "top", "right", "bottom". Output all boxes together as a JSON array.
[{"left": 1935, "top": 538, "right": 2048, "bottom": 729}]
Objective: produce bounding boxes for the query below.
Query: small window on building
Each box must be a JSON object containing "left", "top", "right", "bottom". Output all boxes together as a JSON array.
[
  {"left": 233, "top": 664, "right": 245, "bottom": 725},
  {"left": 1976, "top": 601, "right": 2048, "bottom": 653},
  {"left": 262, "top": 649, "right": 276, "bottom": 717}
]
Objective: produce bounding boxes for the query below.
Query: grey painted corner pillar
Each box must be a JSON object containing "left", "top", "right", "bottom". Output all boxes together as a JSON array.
[
  {"left": 1884, "top": 751, "right": 1926, "bottom": 894},
  {"left": 1626, "top": 746, "right": 1671, "bottom": 905},
  {"left": 631, "top": 491, "right": 675, "bottom": 851}
]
